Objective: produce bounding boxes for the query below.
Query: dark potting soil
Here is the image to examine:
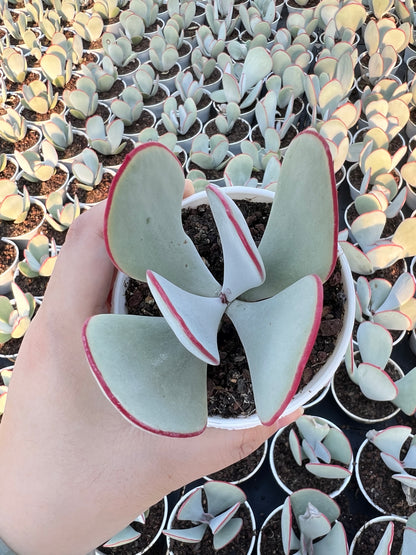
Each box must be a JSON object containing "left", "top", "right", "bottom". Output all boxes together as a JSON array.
[
  {"left": 14, "top": 272, "right": 50, "bottom": 298},
  {"left": 98, "top": 80, "right": 126, "bottom": 102},
  {"left": 66, "top": 103, "right": 111, "bottom": 129},
  {"left": 20, "top": 100, "right": 65, "bottom": 122},
  {"left": 0, "top": 128, "right": 41, "bottom": 155},
  {"left": 167, "top": 500, "right": 254, "bottom": 555},
  {"left": 0, "top": 204, "right": 44, "bottom": 238},
  {"left": 124, "top": 200, "right": 345, "bottom": 421},
  {"left": 57, "top": 133, "right": 89, "bottom": 161},
  {"left": 204, "top": 119, "right": 250, "bottom": 144},
  {"left": 0, "top": 159, "right": 17, "bottom": 179},
  {"left": 358, "top": 439, "right": 416, "bottom": 517},
  {"left": 351, "top": 519, "right": 406, "bottom": 555},
  {"left": 68, "top": 172, "right": 114, "bottom": 204},
  {"left": 96, "top": 139, "right": 136, "bottom": 167},
  {"left": 205, "top": 442, "right": 266, "bottom": 483},
  {"left": 38, "top": 221, "right": 68, "bottom": 247},
  {"left": 17, "top": 166, "right": 68, "bottom": 197},
  {"left": 123, "top": 110, "right": 156, "bottom": 135},
  {"left": 333, "top": 361, "right": 402, "bottom": 421},
  {"left": 0, "top": 241, "right": 16, "bottom": 274},
  {"left": 352, "top": 258, "right": 406, "bottom": 285},
  {"left": 271, "top": 424, "right": 349, "bottom": 496},
  {"left": 98, "top": 498, "right": 165, "bottom": 555}
]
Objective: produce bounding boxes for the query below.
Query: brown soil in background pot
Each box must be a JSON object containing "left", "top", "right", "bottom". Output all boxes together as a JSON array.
[
  {"left": 0, "top": 241, "right": 17, "bottom": 274},
  {"left": 351, "top": 519, "right": 405, "bottom": 555},
  {"left": 0, "top": 204, "right": 44, "bottom": 238}
]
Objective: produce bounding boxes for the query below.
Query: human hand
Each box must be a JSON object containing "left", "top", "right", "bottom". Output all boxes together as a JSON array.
[{"left": 0, "top": 190, "right": 301, "bottom": 555}]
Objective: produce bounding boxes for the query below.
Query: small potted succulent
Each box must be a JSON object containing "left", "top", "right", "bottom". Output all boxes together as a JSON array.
[
  {"left": 349, "top": 510, "right": 416, "bottom": 554},
  {"left": 0, "top": 282, "right": 37, "bottom": 361},
  {"left": 257, "top": 488, "right": 349, "bottom": 554},
  {"left": 357, "top": 425, "right": 416, "bottom": 517},
  {"left": 332, "top": 320, "right": 416, "bottom": 423},
  {"left": 82, "top": 129, "right": 355, "bottom": 438},
  {"left": 14, "top": 234, "right": 58, "bottom": 301},
  {"left": 164, "top": 481, "right": 256, "bottom": 554},
  {"left": 269, "top": 414, "right": 353, "bottom": 498}
]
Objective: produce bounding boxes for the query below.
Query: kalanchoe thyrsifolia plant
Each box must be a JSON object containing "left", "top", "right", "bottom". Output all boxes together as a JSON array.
[
  {"left": 15, "top": 140, "right": 60, "bottom": 183},
  {"left": 42, "top": 114, "right": 74, "bottom": 152},
  {"left": 161, "top": 97, "right": 198, "bottom": 136},
  {"left": 288, "top": 415, "right": 353, "bottom": 480},
  {"left": 189, "top": 133, "right": 230, "bottom": 171},
  {"left": 175, "top": 71, "right": 205, "bottom": 106},
  {"left": 119, "top": 10, "right": 145, "bottom": 46},
  {"left": 1, "top": 46, "right": 27, "bottom": 84},
  {"left": 195, "top": 25, "right": 225, "bottom": 60},
  {"left": 45, "top": 190, "right": 81, "bottom": 232},
  {"left": 93, "top": 0, "right": 120, "bottom": 20},
  {"left": 149, "top": 34, "right": 179, "bottom": 73},
  {"left": 367, "top": 426, "right": 416, "bottom": 505},
  {"left": 86, "top": 116, "right": 126, "bottom": 156},
  {"left": 101, "top": 32, "right": 139, "bottom": 68},
  {"left": 0, "top": 108, "right": 27, "bottom": 144},
  {"left": 214, "top": 101, "right": 240, "bottom": 135},
  {"left": 82, "top": 129, "right": 339, "bottom": 437},
  {"left": 338, "top": 211, "right": 416, "bottom": 275},
  {"left": 132, "top": 65, "right": 160, "bottom": 100},
  {"left": 62, "top": 76, "right": 99, "bottom": 121},
  {"left": 0, "top": 283, "right": 36, "bottom": 345},
  {"left": 71, "top": 148, "right": 104, "bottom": 192},
  {"left": 353, "top": 273, "right": 416, "bottom": 333},
  {"left": 72, "top": 11, "right": 105, "bottom": 44},
  {"left": 110, "top": 86, "right": 144, "bottom": 126},
  {"left": 0, "top": 181, "right": 30, "bottom": 223},
  {"left": 223, "top": 151, "right": 281, "bottom": 190},
  {"left": 40, "top": 44, "right": 73, "bottom": 89},
  {"left": 80, "top": 57, "right": 119, "bottom": 94},
  {"left": 18, "top": 234, "right": 58, "bottom": 278},
  {"left": 20, "top": 80, "right": 59, "bottom": 116},
  {"left": 164, "top": 481, "right": 247, "bottom": 550},
  {"left": 49, "top": 31, "right": 84, "bottom": 68},
  {"left": 345, "top": 321, "right": 416, "bottom": 414},
  {"left": 280, "top": 488, "right": 349, "bottom": 554},
  {"left": 128, "top": 0, "right": 158, "bottom": 28}
]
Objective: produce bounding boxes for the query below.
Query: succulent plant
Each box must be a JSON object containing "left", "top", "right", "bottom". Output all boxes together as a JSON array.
[
  {"left": 51, "top": 0, "right": 80, "bottom": 25},
  {"left": 367, "top": 426, "right": 416, "bottom": 505},
  {"left": 101, "top": 32, "right": 139, "bottom": 68},
  {"left": 189, "top": 133, "right": 230, "bottom": 170},
  {"left": 93, "top": 0, "right": 120, "bottom": 20},
  {"left": 15, "top": 140, "right": 59, "bottom": 182},
  {"left": 205, "top": 0, "right": 238, "bottom": 38},
  {"left": 71, "top": 148, "right": 104, "bottom": 191},
  {"left": 80, "top": 57, "right": 118, "bottom": 93},
  {"left": 1, "top": 46, "right": 27, "bottom": 84},
  {"left": 49, "top": 31, "right": 84, "bottom": 67},
  {"left": 0, "top": 181, "right": 30, "bottom": 223},
  {"left": 175, "top": 71, "right": 205, "bottom": 106},
  {"left": 288, "top": 415, "right": 353, "bottom": 480},
  {"left": 128, "top": 0, "right": 158, "bottom": 27},
  {"left": 101, "top": 512, "right": 147, "bottom": 548},
  {"left": 338, "top": 211, "right": 416, "bottom": 275},
  {"left": 82, "top": 129, "right": 339, "bottom": 436},
  {"left": 2, "top": 9, "right": 29, "bottom": 42},
  {"left": 190, "top": 48, "right": 218, "bottom": 82},
  {"left": 164, "top": 481, "right": 247, "bottom": 550},
  {"left": 210, "top": 47, "right": 273, "bottom": 109},
  {"left": 353, "top": 273, "right": 416, "bottom": 333},
  {"left": 42, "top": 114, "right": 74, "bottom": 152},
  {"left": 167, "top": 0, "right": 196, "bottom": 28},
  {"left": 214, "top": 101, "right": 240, "bottom": 135},
  {"left": 136, "top": 126, "right": 179, "bottom": 152},
  {"left": 72, "top": 11, "right": 105, "bottom": 43},
  {"left": 0, "top": 108, "right": 27, "bottom": 144},
  {"left": 271, "top": 29, "right": 312, "bottom": 75},
  {"left": 119, "top": 10, "right": 145, "bottom": 45},
  {"left": 40, "top": 44, "right": 73, "bottom": 88},
  {"left": 223, "top": 151, "right": 281, "bottom": 189},
  {"left": 86, "top": 115, "right": 126, "bottom": 156},
  {"left": 161, "top": 96, "right": 198, "bottom": 135},
  {"left": 45, "top": 189, "right": 81, "bottom": 232},
  {"left": 195, "top": 25, "right": 225, "bottom": 59},
  {"left": 0, "top": 283, "right": 36, "bottom": 344},
  {"left": 280, "top": 488, "right": 349, "bottom": 554},
  {"left": 162, "top": 16, "right": 186, "bottom": 50},
  {"left": 18, "top": 234, "right": 58, "bottom": 278},
  {"left": 132, "top": 64, "right": 160, "bottom": 100},
  {"left": 38, "top": 9, "right": 63, "bottom": 42},
  {"left": 20, "top": 80, "right": 59, "bottom": 116},
  {"left": 110, "top": 86, "right": 144, "bottom": 126},
  {"left": 21, "top": 28, "right": 42, "bottom": 62},
  {"left": 149, "top": 34, "right": 179, "bottom": 73},
  {"left": 22, "top": 0, "right": 44, "bottom": 26},
  {"left": 368, "top": 511, "right": 416, "bottom": 554},
  {"left": 62, "top": 76, "right": 99, "bottom": 120},
  {"left": 345, "top": 320, "right": 416, "bottom": 414},
  {"left": 238, "top": 3, "right": 273, "bottom": 39}
]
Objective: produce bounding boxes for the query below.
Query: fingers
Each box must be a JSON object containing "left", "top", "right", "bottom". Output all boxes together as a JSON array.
[{"left": 41, "top": 201, "right": 115, "bottom": 323}]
